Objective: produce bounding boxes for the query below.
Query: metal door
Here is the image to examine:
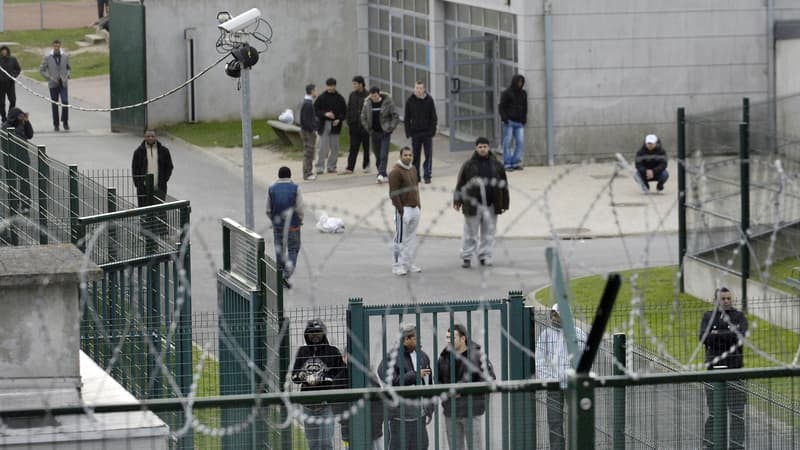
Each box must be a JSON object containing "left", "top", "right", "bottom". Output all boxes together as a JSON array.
[
  {"left": 447, "top": 35, "right": 499, "bottom": 151},
  {"left": 109, "top": 1, "right": 147, "bottom": 132}
]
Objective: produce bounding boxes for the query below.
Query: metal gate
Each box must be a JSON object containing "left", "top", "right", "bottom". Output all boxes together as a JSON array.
[
  {"left": 447, "top": 35, "right": 500, "bottom": 151},
  {"left": 109, "top": 1, "right": 147, "bottom": 132}
]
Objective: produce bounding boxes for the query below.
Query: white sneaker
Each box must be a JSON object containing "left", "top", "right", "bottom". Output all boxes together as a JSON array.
[
  {"left": 409, "top": 265, "right": 422, "bottom": 273},
  {"left": 376, "top": 175, "right": 384, "bottom": 184},
  {"left": 393, "top": 267, "right": 407, "bottom": 276},
  {"left": 305, "top": 175, "right": 317, "bottom": 181}
]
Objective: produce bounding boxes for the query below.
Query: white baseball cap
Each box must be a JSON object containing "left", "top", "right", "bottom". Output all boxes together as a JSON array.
[
  {"left": 645, "top": 134, "right": 658, "bottom": 144},
  {"left": 551, "top": 303, "right": 559, "bottom": 313}
]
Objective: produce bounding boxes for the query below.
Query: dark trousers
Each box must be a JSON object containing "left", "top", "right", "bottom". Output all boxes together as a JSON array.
[
  {"left": 546, "top": 391, "right": 565, "bottom": 450},
  {"left": 346, "top": 129, "right": 370, "bottom": 171},
  {"left": 637, "top": 168, "right": 669, "bottom": 189},
  {"left": 49, "top": 84, "right": 69, "bottom": 127},
  {"left": 388, "top": 417, "right": 428, "bottom": 450},
  {"left": 704, "top": 381, "right": 746, "bottom": 450},
  {"left": 370, "top": 131, "right": 391, "bottom": 177},
  {"left": 411, "top": 134, "right": 433, "bottom": 181},
  {"left": 272, "top": 228, "right": 301, "bottom": 279},
  {"left": 97, "top": 0, "right": 108, "bottom": 18},
  {"left": 0, "top": 83, "right": 16, "bottom": 122}
]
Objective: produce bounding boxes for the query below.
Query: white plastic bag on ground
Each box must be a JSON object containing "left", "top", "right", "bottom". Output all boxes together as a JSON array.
[
  {"left": 278, "top": 109, "right": 294, "bottom": 124},
  {"left": 315, "top": 211, "right": 345, "bottom": 233}
]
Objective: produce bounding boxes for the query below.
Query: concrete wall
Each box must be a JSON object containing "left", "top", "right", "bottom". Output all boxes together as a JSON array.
[{"left": 143, "top": 0, "right": 358, "bottom": 126}]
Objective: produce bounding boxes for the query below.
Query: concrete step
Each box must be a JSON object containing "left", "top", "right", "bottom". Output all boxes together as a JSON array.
[
  {"left": 84, "top": 33, "right": 106, "bottom": 45},
  {"left": 75, "top": 41, "right": 91, "bottom": 48}
]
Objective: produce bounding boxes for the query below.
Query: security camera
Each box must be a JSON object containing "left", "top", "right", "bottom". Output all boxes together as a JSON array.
[{"left": 218, "top": 8, "right": 261, "bottom": 33}]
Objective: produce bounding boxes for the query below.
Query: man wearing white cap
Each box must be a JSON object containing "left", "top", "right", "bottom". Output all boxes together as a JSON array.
[
  {"left": 535, "top": 303, "right": 587, "bottom": 450},
  {"left": 635, "top": 134, "right": 669, "bottom": 192}
]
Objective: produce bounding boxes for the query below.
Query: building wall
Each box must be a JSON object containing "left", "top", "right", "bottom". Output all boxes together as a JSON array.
[{"left": 143, "top": 0, "right": 357, "bottom": 127}]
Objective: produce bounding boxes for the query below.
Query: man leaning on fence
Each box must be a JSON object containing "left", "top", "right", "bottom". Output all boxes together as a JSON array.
[
  {"left": 437, "top": 324, "right": 496, "bottom": 450},
  {"left": 132, "top": 130, "right": 173, "bottom": 207},
  {"left": 266, "top": 166, "right": 304, "bottom": 289},
  {"left": 291, "top": 319, "right": 347, "bottom": 450},
  {"left": 699, "top": 287, "right": 748, "bottom": 450},
  {"left": 378, "top": 323, "right": 434, "bottom": 450},
  {"left": 535, "top": 303, "right": 587, "bottom": 450}
]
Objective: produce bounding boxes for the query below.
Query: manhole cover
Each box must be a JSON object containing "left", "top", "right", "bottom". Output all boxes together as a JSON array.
[
  {"left": 553, "top": 227, "right": 592, "bottom": 239},
  {"left": 611, "top": 202, "right": 646, "bottom": 207}
]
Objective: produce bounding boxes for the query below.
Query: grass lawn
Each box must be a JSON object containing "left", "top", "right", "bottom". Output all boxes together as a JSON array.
[
  {"left": 164, "top": 120, "right": 361, "bottom": 162},
  {"left": 753, "top": 255, "right": 800, "bottom": 294},
  {"left": 534, "top": 265, "right": 800, "bottom": 399},
  {"left": 0, "top": 27, "right": 108, "bottom": 80},
  {"left": 6, "top": 0, "right": 83, "bottom": 3}
]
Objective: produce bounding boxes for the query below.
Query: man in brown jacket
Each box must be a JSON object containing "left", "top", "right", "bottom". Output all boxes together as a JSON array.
[{"left": 388, "top": 146, "right": 421, "bottom": 276}]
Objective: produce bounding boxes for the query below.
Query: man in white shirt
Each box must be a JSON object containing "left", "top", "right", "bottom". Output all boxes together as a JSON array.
[{"left": 535, "top": 304, "right": 587, "bottom": 450}]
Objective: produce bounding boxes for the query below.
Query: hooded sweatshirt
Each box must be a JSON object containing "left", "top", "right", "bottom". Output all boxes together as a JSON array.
[
  {"left": 2, "top": 107, "right": 34, "bottom": 140},
  {"left": 404, "top": 91, "right": 437, "bottom": 138},
  {"left": 498, "top": 74, "right": 527, "bottom": 124},
  {"left": 0, "top": 46, "right": 21, "bottom": 84},
  {"left": 291, "top": 321, "right": 347, "bottom": 391}
]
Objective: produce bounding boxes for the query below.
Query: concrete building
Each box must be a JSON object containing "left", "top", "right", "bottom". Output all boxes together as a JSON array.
[{"left": 128, "top": 0, "right": 800, "bottom": 161}]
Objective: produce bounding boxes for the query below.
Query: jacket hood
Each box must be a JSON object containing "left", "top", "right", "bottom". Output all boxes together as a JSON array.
[
  {"left": 6, "top": 107, "right": 23, "bottom": 122},
  {"left": 509, "top": 74, "right": 525, "bottom": 90},
  {"left": 0, "top": 45, "right": 10, "bottom": 56},
  {"left": 303, "top": 319, "right": 330, "bottom": 345}
]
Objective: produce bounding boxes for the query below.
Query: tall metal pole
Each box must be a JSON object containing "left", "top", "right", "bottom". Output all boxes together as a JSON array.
[
  {"left": 241, "top": 67, "right": 255, "bottom": 229},
  {"left": 739, "top": 121, "right": 750, "bottom": 313},
  {"left": 544, "top": 0, "right": 555, "bottom": 166},
  {"left": 39, "top": 0, "right": 44, "bottom": 30},
  {"left": 677, "top": 107, "right": 687, "bottom": 292}
]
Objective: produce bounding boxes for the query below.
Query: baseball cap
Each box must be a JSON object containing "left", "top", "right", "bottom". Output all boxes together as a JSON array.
[
  {"left": 645, "top": 134, "right": 658, "bottom": 144},
  {"left": 551, "top": 303, "right": 559, "bottom": 313}
]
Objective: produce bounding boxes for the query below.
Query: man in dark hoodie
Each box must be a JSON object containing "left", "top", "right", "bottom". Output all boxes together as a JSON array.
[
  {"left": 635, "top": 134, "right": 669, "bottom": 192},
  {"left": 498, "top": 74, "right": 527, "bottom": 171},
  {"left": 314, "top": 78, "right": 347, "bottom": 174},
  {"left": 388, "top": 146, "right": 421, "bottom": 276},
  {"left": 292, "top": 319, "right": 347, "bottom": 450},
  {"left": 437, "top": 324, "right": 496, "bottom": 450},
  {"left": 404, "top": 81, "right": 438, "bottom": 184},
  {"left": 378, "top": 323, "right": 434, "bottom": 450},
  {"left": 361, "top": 86, "right": 399, "bottom": 184},
  {"left": 344, "top": 75, "right": 370, "bottom": 174},
  {"left": 0, "top": 45, "right": 22, "bottom": 124},
  {"left": 453, "top": 137, "right": 510, "bottom": 269},
  {"left": 2, "top": 107, "right": 33, "bottom": 141},
  {"left": 131, "top": 130, "right": 174, "bottom": 207}
]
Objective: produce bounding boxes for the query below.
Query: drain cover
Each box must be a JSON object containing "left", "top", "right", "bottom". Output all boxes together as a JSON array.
[
  {"left": 553, "top": 227, "right": 592, "bottom": 239},
  {"left": 611, "top": 202, "right": 646, "bottom": 207}
]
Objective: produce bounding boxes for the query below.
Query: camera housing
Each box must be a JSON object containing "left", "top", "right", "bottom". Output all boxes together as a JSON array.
[{"left": 218, "top": 8, "right": 261, "bottom": 33}]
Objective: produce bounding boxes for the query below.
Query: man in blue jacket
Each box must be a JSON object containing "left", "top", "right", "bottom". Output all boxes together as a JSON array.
[{"left": 267, "top": 166, "right": 305, "bottom": 289}]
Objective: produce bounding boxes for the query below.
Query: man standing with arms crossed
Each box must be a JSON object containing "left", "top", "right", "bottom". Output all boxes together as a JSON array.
[
  {"left": 404, "top": 81, "right": 437, "bottom": 184},
  {"left": 699, "top": 287, "right": 748, "bottom": 450},
  {"left": 388, "top": 146, "right": 421, "bottom": 276}
]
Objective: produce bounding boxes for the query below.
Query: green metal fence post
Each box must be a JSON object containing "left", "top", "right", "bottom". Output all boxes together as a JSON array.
[
  {"left": 739, "top": 120, "right": 750, "bottom": 313},
  {"left": 568, "top": 373, "right": 596, "bottom": 450},
  {"left": 107, "top": 187, "right": 118, "bottom": 261},
  {"left": 677, "top": 107, "right": 687, "bottom": 292},
  {"left": 2, "top": 141, "right": 19, "bottom": 245},
  {"left": 612, "top": 333, "right": 626, "bottom": 450},
  {"left": 508, "top": 291, "right": 535, "bottom": 449},
  {"left": 37, "top": 145, "right": 48, "bottom": 245},
  {"left": 177, "top": 204, "right": 194, "bottom": 450},
  {"left": 69, "top": 164, "right": 80, "bottom": 245},
  {"left": 347, "top": 297, "right": 369, "bottom": 449}
]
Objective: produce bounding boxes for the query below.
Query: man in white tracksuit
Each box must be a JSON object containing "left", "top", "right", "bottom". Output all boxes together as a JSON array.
[
  {"left": 388, "top": 146, "right": 421, "bottom": 276},
  {"left": 535, "top": 303, "right": 587, "bottom": 450}
]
